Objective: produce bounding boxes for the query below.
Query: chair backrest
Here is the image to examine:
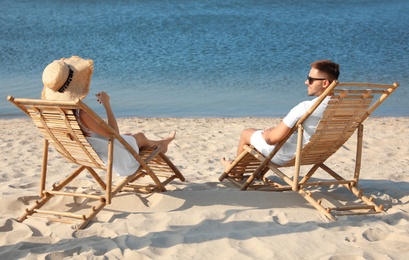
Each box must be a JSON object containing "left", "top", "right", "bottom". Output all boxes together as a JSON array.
[
  {"left": 281, "top": 82, "right": 399, "bottom": 167},
  {"left": 7, "top": 97, "right": 106, "bottom": 169}
]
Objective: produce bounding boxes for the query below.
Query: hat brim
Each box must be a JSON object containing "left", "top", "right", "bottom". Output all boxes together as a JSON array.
[{"left": 42, "top": 56, "right": 93, "bottom": 101}]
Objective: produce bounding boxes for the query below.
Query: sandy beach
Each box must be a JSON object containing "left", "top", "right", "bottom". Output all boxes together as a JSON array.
[{"left": 1, "top": 116, "right": 408, "bottom": 259}]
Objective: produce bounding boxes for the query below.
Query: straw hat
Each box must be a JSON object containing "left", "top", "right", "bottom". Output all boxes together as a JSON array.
[{"left": 41, "top": 56, "right": 94, "bottom": 101}]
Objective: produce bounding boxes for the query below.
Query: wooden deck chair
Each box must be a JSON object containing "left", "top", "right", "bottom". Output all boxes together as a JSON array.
[
  {"left": 7, "top": 96, "right": 185, "bottom": 229},
  {"left": 219, "top": 81, "right": 399, "bottom": 221}
]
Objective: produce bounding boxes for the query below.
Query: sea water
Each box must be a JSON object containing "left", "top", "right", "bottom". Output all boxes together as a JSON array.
[{"left": 1, "top": 0, "right": 408, "bottom": 118}]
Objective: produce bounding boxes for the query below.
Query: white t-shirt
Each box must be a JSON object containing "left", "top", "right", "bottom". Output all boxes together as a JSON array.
[{"left": 250, "top": 96, "right": 330, "bottom": 165}]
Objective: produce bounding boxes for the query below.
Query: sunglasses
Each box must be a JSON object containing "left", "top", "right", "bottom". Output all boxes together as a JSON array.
[{"left": 307, "top": 76, "right": 327, "bottom": 85}]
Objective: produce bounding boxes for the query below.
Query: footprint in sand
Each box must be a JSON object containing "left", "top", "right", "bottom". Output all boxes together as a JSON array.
[
  {"left": 271, "top": 210, "right": 289, "bottom": 225},
  {"left": 362, "top": 228, "right": 383, "bottom": 242}
]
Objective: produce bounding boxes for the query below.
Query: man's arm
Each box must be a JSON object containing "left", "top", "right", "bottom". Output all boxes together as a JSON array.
[{"left": 261, "top": 122, "right": 291, "bottom": 145}]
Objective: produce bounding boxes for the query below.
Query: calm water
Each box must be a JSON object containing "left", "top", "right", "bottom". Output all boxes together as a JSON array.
[{"left": 1, "top": 0, "right": 408, "bottom": 118}]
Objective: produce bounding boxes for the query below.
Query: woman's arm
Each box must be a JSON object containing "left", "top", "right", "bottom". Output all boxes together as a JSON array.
[
  {"left": 96, "top": 92, "right": 119, "bottom": 133},
  {"left": 261, "top": 121, "right": 291, "bottom": 145},
  {"left": 79, "top": 92, "right": 119, "bottom": 138}
]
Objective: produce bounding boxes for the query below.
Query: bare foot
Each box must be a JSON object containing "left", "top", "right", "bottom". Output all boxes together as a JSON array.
[
  {"left": 221, "top": 157, "right": 233, "bottom": 171},
  {"left": 167, "top": 130, "right": 176, "bottom": 141},
  {"left": 221, "top": 157, "right": 245, "bottom": 180},
  {"left": 160, "top": 130, "right": 176, "bottom": 153}
]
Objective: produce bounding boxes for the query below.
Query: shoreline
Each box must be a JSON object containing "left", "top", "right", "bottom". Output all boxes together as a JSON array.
[
  {"left": 2, "top": 114, "right": 409, "bottom": 119},
  {"left": 1, "top": 116, "right": 408, "bottom": 258}
]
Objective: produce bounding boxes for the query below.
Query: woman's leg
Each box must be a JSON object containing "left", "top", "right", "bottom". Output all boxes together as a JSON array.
[{"left": 132, "top": 131, "right": 176, "bottom": 153}]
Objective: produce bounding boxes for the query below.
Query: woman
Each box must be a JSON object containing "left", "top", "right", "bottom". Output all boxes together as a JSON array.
[{"left": 41, "top": 55, "right": 176, "bottom": 176}]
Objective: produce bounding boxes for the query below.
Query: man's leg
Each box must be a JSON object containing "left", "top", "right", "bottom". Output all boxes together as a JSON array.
[
  {"left": 221, "top": 128, "right": 259, "bottom": 171},
  {"left": 236, "top": 128, "right": 259, "bottom": 156}
]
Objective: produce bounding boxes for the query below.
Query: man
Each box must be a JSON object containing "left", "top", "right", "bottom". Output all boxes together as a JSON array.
[{"left": 222, "top": 60, "right": 340, "bottom": 171}]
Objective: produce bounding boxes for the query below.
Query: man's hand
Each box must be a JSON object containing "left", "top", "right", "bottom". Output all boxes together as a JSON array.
[{"left": 261, "top": 122, "right": 291, "bottom": 145}]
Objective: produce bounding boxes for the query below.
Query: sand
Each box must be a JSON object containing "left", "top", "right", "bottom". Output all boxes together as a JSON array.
[{"left": 1, "top": 116, "right": 408, "bottom": 259}]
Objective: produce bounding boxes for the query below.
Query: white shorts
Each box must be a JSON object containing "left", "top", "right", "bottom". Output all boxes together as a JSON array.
[{"left": 250, "top": 130, "right": 285, "bottom": 165}]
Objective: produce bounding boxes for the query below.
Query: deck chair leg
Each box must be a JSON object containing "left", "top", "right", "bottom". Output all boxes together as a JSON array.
[
  {"left": 117, "top": 149, "right": 185, "bottom": 194},
  {"left": 18, "top": 192, "right": 54, "bottom": 222},
  {"left": 106, "top": 135, "right": 114, "bottom": 204},
  {"left": 111, "top": 170, "right": 150, "bottom": 197},
  {"left": 86, "top": 167, "right": 106, "bottom": 189},
  {"left": 126, "top": 171, "right": 147, "bottom": 185},
  {"left": 53, "top": 166, "right": 87, "bottom": 190},
  {"left": 299, "top": 164, "right": 320, "bottom": 184},
  {"left": 347, "top": 184, "right": 384, "bottom": 213},
  {"left": 159, "top": 153, "right": 185, "bottom": 181},
  {"left": 258, "top": 166, "right": 270, "bottom": 181},
  {"left": 219, "top": 169, "right": 230, "bottom": 182},
  {"left": 319, "top": 163, "right": 384, "bottom": 214},
  {"left": 268, "top": 164, "right": 338, "bottom": 221},
  {"left": 219, "top": 149, "right": 250, "bottom": 182},
  {"left": 18, "top": 165, "right": 87, "bottom": 223},
  {"left": 264, "top": 163, "right": 337, "bottom": 221},
  {"left": 354, "top": 124, "right": 364, "bottom": 185},
  {"left": 76, "top": 200, "right": 107, "bottom": 230},
  {"left": 298, "top": 188, "right": 337, "bottom": 221},
  {"left": 241, "top": 163, "right": 269, "bottom": 191},
  {"left": 241, "top": 170, "right": 258, "bottom": 190},
  {"left": 144, "top": 168, "right": 166, "bottom": 192},
  {"left": 40, "top": 139, "right": 49, "bottom": 197},
  {"left": 292, "top": 124, "right": 304, "bottom": 191}
]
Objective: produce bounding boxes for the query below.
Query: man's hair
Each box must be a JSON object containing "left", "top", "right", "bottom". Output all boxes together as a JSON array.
[{"left": 311, "top": 60, "right": 340, "bottom": 82}]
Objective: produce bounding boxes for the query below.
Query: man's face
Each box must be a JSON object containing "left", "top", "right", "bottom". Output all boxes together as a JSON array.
[{"left": 305, "top": 68, "right": 327, "bottom": 96}]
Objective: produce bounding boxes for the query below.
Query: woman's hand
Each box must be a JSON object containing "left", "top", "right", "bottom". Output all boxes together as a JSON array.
[
  {"left": 95, "top": 91, "right": 119, "bottom": 133},
  {"left": 95, "top": 91, "right": 110, "bottom": 107}
]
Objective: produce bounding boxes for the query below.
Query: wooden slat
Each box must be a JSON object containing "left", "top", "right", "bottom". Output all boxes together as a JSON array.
[
  {"left": 34, "top": 209, "right": 86, "bottom": 219},
  {"left": 336, "top": 82, "right": 395, "bottom": 88}
]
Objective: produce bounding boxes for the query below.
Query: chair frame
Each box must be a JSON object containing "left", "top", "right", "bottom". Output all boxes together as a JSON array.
[
  {"left": 8, "top": 96, "right": 185, "bottom": 229},
  {"left": 219, "top": 81, "right": 399, "bottom": 221}
]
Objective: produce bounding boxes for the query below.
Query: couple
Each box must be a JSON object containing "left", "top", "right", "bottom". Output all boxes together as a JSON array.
[{"left": 41, "top": 56, "right": 339, "bottom": 177}]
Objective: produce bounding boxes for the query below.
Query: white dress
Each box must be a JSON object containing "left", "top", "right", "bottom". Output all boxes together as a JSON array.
[{"left": 75, "top": 109, "right": 140, "bottom": 176}]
